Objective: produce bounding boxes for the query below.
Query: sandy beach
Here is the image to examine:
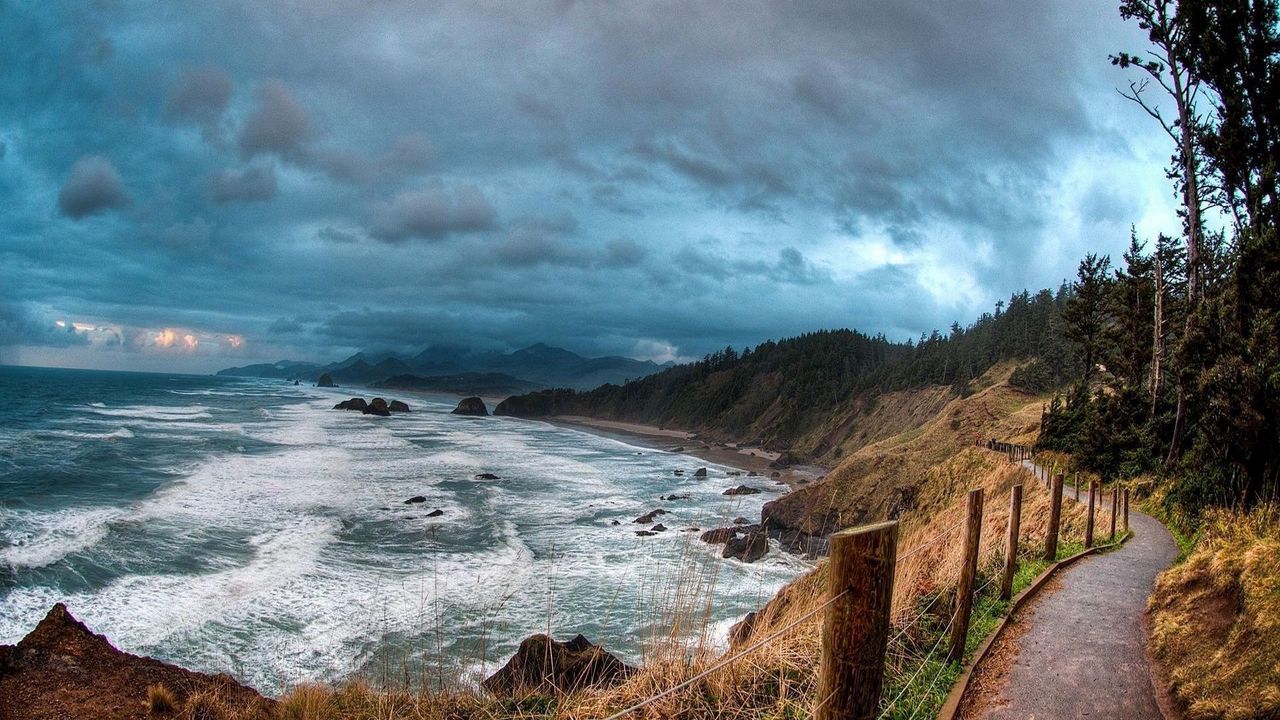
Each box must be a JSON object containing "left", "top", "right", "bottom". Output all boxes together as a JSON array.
[{"left": 546, "top": 415, "right": 827, "bottom": 490}]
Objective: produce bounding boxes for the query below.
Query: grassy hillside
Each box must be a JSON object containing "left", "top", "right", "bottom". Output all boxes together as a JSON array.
[
  {"left": 761, "top": 363, "right": 1052, "bottom": 534},
  {"left": 496, "top": 289, "right": 1073, "bottom": 464}
]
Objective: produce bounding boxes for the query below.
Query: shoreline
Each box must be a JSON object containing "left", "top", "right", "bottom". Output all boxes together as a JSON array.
[
  {"left": 314, "top": 385, "right": 827, "bottom": 490},
  {"left": 543, "top": 415, "right": 827, "bottom": 491}
]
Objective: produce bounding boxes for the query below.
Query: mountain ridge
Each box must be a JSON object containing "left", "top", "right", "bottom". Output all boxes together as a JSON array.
[{"left": 216, "top": 343, "right": 672, "bottom": 391}]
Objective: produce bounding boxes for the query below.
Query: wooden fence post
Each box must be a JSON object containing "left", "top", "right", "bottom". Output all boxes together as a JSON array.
[
  {"left": 1123, "top": 488, "right": 1130, "bottom": 531},
  {"left": 1000, "top": 484, "right": 1023, "bottom": 601},
  {"left": 1109, "top": 485, "right": 1119, "bottom": 542},
  {"left": 1085, "top": 480, "right": 1098, "bottom": 548},
  {"left": 948, "top": 488, "right": 984, "bottom": 663},
  {"left": 1045, "top": 475, "right": 1063, "bottom": 562},
  {"left": 816, "top": 521, "right": 898, "bottom": 720}
]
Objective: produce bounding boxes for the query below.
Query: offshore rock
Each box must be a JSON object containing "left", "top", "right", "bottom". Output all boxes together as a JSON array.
[
  {"left": 451, "top": 396, "right": 489, "bottom": 416},
  {"left": 483, "top": 634, "right": 635, "bottom": 696}
]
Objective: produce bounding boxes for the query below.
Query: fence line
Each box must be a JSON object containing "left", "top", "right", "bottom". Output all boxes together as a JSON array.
[{"left": 601, "top": 438, "right": 1093, "bottom": 719}]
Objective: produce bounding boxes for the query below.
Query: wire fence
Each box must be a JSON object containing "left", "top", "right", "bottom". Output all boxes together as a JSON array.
[{"left": 595, "top": 440, "right": 1106, "bottom": 719}]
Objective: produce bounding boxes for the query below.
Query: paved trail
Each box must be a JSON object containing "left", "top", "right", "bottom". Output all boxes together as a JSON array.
[{"left": 960, "top": 461, "right": 1179, "bottom": 720}]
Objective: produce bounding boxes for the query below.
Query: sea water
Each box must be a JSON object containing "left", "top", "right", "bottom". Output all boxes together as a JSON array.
[{"left": 0, "top": 365, "right": 807, "bottom": 693}]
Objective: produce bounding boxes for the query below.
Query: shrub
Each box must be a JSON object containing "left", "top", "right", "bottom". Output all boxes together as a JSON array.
[{"left": 1008, "top": 359, "right": 1054, "bottom": 394}]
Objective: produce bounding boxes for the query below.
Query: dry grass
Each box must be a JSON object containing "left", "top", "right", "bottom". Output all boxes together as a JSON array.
[
  {"left": 184, "top": 690, "right": 231, "bottom": 720},
  {"left": 148, "top": 683, "right": 178, "bottom": 715},
  {"left": 261, "top": 364, "right": 1072, "bottom": 719},
  {"left": 1149, "top": 504, "right": 1280, "bottom": 720}
]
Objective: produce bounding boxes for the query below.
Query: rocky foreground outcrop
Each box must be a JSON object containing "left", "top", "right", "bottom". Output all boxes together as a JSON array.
[
  {"left": 0, "top": 604, "right": 272, "bottom": 720},
  {"left": 451, "top": 396, "right": 489, "bottom": 416},
  {"left": 482, "top": 633, "right": 634, "bottom": 696}
]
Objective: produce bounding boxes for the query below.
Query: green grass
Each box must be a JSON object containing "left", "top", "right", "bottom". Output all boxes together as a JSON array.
[
  {"left": 876, "top": 552, "right": 1056, "bottom": 719},
  {"left": 1139, "top": 497, "right": 1197, "bottom": 561}
]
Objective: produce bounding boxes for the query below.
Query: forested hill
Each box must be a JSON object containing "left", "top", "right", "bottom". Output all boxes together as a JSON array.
[{"left": 495, "top": 288, "right": 1077, "bottom": 458}]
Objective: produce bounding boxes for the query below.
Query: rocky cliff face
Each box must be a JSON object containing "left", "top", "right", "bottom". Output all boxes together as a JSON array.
[{"left": 0, "top": 604, "right": 273, "bottom": 720}]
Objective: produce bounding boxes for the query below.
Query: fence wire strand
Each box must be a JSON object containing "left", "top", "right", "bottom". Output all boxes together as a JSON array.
[
  {"left": 897, "top": 518, "right": 965, "bottom": 562},
  {"left": 600, "top": 587, "right": 848, "bottom": 720}
]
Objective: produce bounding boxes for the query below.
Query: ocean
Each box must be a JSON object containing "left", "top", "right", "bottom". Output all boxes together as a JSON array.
[{"left": 0, "top": 365, "right": 806, "bottom": 693}]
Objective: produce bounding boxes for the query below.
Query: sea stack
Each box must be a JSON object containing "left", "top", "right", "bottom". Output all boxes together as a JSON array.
[
  {"left": 451, "top": 396, "right": 489, "bottom": 416},
  {"left": 317, "top": 372, "right": 336, "bottom": 388}
]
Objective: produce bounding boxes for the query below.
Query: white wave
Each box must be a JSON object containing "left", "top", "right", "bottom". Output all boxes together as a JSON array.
[
  {"left": 35, "top": 427, "right": 135, "bottom": 441},
  {"left": 83, "top": 404, "right": 215, "bottom": 420},
  {"left": 0, "top": 506, "right": 120, "bottom": 570}
]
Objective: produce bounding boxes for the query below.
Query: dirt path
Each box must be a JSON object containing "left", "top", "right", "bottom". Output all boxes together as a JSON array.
[{"left": 959, "top": 460, "right": 1180, "bottom": 720}]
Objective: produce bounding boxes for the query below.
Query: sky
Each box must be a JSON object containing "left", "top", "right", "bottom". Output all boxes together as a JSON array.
[{"left": 0, "top": 1, "right": 1181, "bottom": 373}]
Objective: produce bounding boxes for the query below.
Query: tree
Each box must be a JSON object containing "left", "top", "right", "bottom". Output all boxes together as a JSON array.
[
  {"left": 1108, "top": 232, "right": 1156, "bottom": 388},
  {"left": 1064, "top": 254, "right": 1113, "bottom": 381},
  {"left": 1113, "top": 0, "right": 1211, "bottom": 464}
]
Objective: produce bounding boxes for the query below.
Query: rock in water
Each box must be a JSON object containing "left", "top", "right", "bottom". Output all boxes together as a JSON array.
[
  {"left": 0, "top": 604, "right": 273, "bottom": 720},
  {"left": 633, "top": 509, "right": 668, "bottom": 524},
  {"left": 475, "top": 473, "right": 501, "bottom": 480},
  {"left": 388, "top": 399, "right": 410, "bottom": 412},
  {"left": 700, "top": 527, "right": 738, "bottom": 544},
  {"left": 426, "top": 508, "right": 444, "bottom": 517},
  {"left": 363, "top": 397, "right": 391, "bottom": 416},
  {"left": 723, "top": 484, "right": 762, "bottom": 496},
  {"left": 723, "top": 530, "right": 769, "bottom": 562},
  {"left": 333, "top": 397, "right": 368, "bottom": 411},
  {"left": 317, "top": 372, "right": 336, "bottom": 388},
  {"left": 404, "top": 496, "right": 426, "bottom": 504},
  {"left": 483, "top": 634, "right": 635, "bottom": 696},
  {"left": 693, "top": 467, "right": 708, "bottom": 477},
  {"left": 451, "top": 396, "right": 489, "bottom": 416}
]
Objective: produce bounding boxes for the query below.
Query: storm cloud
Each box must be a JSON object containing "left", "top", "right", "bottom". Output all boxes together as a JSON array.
[
  {"left": 57, "top": 156, "right": 129, "bottom": 219},
  {"left": 0, "top": 1, "right": 1177, "bottom": 372}
]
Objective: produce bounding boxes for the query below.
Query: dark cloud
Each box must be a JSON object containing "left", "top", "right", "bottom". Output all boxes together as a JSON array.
[
  {"left": 317, "top": 226, "right": 360, "bottom": 244},
  {"left": 238, "top": 79, "right": 312, "bottom": 160},
  {"left": 57, "top": 155, "right": 129, "bottom": 219},
  {"left": 208, "top": 164, "right": 276, "bottom": 203},
  {"left": 369, "top": 185, "right": 497, "bottom": 242},
  {"left": 166, "top": 66, "right": 232, "bottom": 125},
  {"left": 268, "top": 316, "right": 305, "bottom": 334},
  {"left": 603, "top": 237, "right": 646, "bottom": 268},
  {"left": 0, "top": 301, "right": 91, "bottom": 353}
]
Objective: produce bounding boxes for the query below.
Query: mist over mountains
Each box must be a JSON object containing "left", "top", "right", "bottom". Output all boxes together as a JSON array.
[{"left": 215, "top": 343, "right": 672, "bottom": 392}]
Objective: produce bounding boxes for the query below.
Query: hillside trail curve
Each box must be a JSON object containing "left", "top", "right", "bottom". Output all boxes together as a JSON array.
[{"left": 958, "top": 458, "right": 1180, "bottom": 720}]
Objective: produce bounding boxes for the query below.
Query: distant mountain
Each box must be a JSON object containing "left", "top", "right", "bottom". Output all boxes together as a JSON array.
[
  {"left": 215, "top": 360, "right": 322, "bottom": 380},
  {"left": 216, "top": 343, "right": 672, "bottom": 391},
  {"left": 372, "top": 372, "right": 540, "bottom": 396}
]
